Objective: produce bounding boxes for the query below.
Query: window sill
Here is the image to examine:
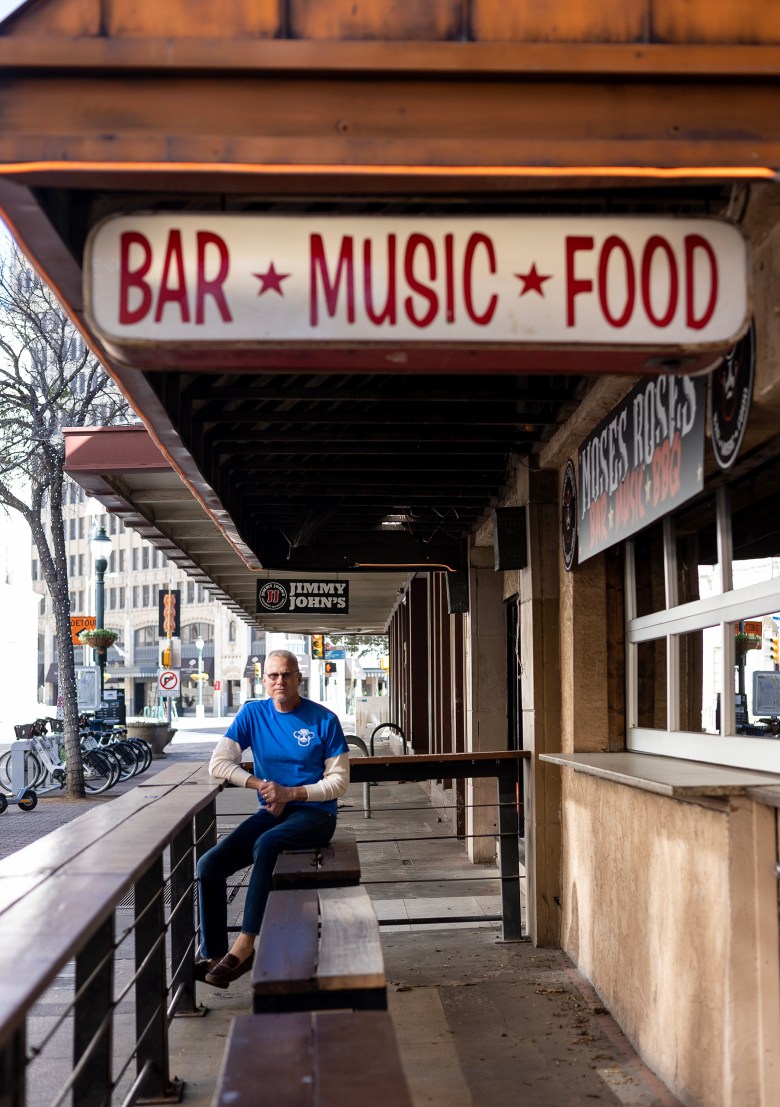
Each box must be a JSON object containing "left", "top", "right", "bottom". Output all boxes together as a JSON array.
[{"left": 539, "top": 751, "right": 780, "bottom": 799}]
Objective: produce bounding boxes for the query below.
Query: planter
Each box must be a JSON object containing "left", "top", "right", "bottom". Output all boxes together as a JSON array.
[
  {"left": 79, "top": 629, "right": 120, "bottom": 650},
  {"left": 126, "top": 719, "right": 177, "bottom": 758}
]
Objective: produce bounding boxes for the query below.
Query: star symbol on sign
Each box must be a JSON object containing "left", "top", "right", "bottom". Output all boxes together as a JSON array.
[
  {"left": 253, "top": 262, "right": 290, "bottom": 297},
  {"left": 514, "top": 263, "right": 552, "bottom": 297}
]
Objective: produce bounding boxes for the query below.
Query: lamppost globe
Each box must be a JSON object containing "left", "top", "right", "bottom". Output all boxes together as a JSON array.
[
  {"left": 89, "top": 526, "right": 113, "bottom": 700},
  {"left": 195, "top": 636, "right": 204, "bottom": 652},
  {"left": 89, "top": 526, "right": 112, "bottom": 574}
]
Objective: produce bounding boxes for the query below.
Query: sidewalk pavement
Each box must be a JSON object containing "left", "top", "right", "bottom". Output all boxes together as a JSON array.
[{"left": 4, "top": 722, "right": 682, "bottom": 1107}]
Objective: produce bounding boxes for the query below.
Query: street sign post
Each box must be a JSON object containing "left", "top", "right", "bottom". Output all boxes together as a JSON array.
[{"left": 158, "top": 669, "right": 180, "bottom": 697}]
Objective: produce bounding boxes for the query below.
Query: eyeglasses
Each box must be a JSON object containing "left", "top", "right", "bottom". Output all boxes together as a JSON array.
[{"left": 264, "top": 671, "right": 298, "bottom": 681}]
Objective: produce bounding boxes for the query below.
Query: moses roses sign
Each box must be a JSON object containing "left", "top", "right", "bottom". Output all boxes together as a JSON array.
[{"left": 85, "top": 215, "right": 748, "bottom": 358}]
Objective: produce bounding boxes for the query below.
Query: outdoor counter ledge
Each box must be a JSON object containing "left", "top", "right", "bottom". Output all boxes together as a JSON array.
[{"left": 539, "top": 751, "right": 780, "bottom": 798}]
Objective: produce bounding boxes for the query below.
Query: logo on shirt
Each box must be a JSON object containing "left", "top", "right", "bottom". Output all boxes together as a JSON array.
[{"left": 294, "top": 728, "right": 315, "bottom": 747}]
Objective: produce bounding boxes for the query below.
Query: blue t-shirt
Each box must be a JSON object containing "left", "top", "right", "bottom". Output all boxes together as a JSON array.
[{"left": 224, "top": 697, "right": 348, "bottom": 815}]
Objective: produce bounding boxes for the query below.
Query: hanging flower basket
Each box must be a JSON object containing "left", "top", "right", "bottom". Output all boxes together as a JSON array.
[
  {"left": 734, "top": 633, "right": 761, "bottom": 663},
  {"left": 78, "top": 628, "right": 120, "bottom": 650}
]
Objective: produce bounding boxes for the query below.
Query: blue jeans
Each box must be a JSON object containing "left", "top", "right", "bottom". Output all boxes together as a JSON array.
[{"left": 196, "top": 805, "right": 336, "bottom": 959}]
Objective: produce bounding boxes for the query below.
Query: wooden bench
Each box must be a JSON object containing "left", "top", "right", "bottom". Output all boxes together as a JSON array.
[
  {"left": 272, "top": 826, "right": 361, "bottom": 889},
  {"left": 252, "top": 885, "right": 386, "bottom": 1013},
  {"left": 212, "top": 1011, "right": 412, "bottom": 1106}
]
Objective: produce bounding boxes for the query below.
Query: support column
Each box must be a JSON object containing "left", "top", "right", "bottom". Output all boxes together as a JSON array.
[
  {"left": 520, "top": 472, "right": 562, "bottom": 947},
  {"left": 465, "top": 547, "right": 507, "bottom": 863},
  {"left": 407, "top": 576, "right": 430, "bottom": 754}
]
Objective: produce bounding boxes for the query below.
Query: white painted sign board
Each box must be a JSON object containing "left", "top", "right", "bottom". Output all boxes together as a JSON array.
[{"left": 86, "top": 215, "right": 749, "bottom": 351}]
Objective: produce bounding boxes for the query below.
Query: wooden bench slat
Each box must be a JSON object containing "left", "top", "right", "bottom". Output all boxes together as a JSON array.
[
  {"left": 253, "top": 886, "right": 386, "bottom": 1013},
  {"left": 213, "top": 1013, "right": 312, "bottom": 1107},
  {"left": 212, "top": 1013, "right": 413, "bottom": 1107},
  {"left": 316, "top": 1011, "right": 413, "bottom": 1107},
  {"left": 273, "top": 827, "right": 360, "bottom": 889},
  {"left": 0, "top": 786, "right": 172, "bottom": 879},
  {"left": 317, "top": 887, "right": 385, "bottom": 992},
  {"left": 255, "top": 889, "right": 320, "bottom": 993},
  {"left": 139, "top": 762, "right": 218, "bottom": 787}
]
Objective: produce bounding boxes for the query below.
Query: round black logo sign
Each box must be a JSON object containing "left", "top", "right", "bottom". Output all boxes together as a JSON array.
[
  {"left": 561, "top": 459, "right": 577, "bottom": 572},
  {"left": 711, "top": 323, "right": 754, "bottom": 471},
  {"left": 257, "top": 580, "right": 289, "bottom": 612}
]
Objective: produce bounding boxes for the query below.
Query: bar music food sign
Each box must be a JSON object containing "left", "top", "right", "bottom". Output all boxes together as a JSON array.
[{"left": 86, "top": 215, "right": 748, "bottom": 352}]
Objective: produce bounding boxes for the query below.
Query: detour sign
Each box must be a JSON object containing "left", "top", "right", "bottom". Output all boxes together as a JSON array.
[{"left": 70, "top": 615, "right": 96, "bottom": 645}]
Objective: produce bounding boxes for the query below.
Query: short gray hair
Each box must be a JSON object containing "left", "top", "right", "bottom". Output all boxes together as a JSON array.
[{"left": 263, "top": 649, "right": 300, "bottom": 674}]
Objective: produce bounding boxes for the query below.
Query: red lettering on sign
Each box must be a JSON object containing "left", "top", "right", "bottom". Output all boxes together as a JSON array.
[
  {"left": 196, "top": 232, "right": 232, "bottom": 324},
  {"left": 685, "top": 234, "right": 718, "bottom": 330},
  {"left": 463, "top": 233, "right": 498, "bottom": 326},
  {"left": 119, "top": 229, "right": 232, "bottom": 326},
  {"left": 588, "top": 494, "right": 609, "bottom": 547},
  {"left": 566, "top": 236, "right": 594, "bottom": 327},
  {"left": 444, "top": 233, "right": 455, "bottom": 324},
  {"left": 119, "top": 232, "right": 153, "bottom": 325},
  {"left": 404, "top": 234, "right": 438, "bottom": 328},
  {"left": 310, "top": 234, "right": 355, "bottom": 326},
  {"left": 363, "top": 235, "right": 397, "bottom": 326},
  {"left": 651, "top": 434, "right": 682, "bottom": 507},
  {"left": 155, "top": 230, "right": 189, "bottom": 323},
  {"left": 641, "top": 236, "right": 678, "bottom": 327},
  {"left": 598, "top": 236, "right": 635, "bottom": 329}
]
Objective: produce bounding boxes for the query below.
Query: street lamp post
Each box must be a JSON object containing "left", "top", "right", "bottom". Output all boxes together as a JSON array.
[
  {"left": 89, "top": 526, "right": 112, "bottom": 700},
  {"left": 195, "top": 635, "right": 205, "bottom": 718}
]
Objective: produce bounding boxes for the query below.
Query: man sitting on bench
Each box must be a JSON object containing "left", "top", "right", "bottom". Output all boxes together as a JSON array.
[{"left": 196, "top": 649, "right": 350, "bottom": 987}]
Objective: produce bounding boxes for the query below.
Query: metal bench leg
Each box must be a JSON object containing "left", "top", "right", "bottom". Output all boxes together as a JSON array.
[
  {"left": 170, "top": 824, "right": 202, "bottom": 1017},
  {"left": 496, "top": 765, "right": 523, "bottom": 941},
  {"left": 73, "top": 914, "right": 115, "bottom": 1107},
  {"left": 0, "top": 1024, "right": 25, "bottom": 1107},
  {"left": 134, "top": 858, "right": 183, "bottom": 1103}
]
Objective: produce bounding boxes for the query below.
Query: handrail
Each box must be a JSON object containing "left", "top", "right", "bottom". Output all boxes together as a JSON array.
[
  {"left": 0, "top": 766, "right": 220, "bottom": 1106},
  {"left": 369, "top": 722, "right": 407, "bottom": 757}
]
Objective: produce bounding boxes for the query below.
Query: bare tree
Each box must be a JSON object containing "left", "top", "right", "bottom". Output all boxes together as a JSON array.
[{"left": 0, "top": 236, "right": 131, "bottom": 798}]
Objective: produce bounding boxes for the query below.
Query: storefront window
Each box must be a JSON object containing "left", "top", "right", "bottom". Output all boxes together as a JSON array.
[
  {"left": 626, "top": 460, "right": 780, "bottom": 770},
  {"left": 633, "top": 522, "right": 666, "bottom": 618},
  {"left": 674, "top": 494, "right": 719, "bottom": 604},
  {"left": 636, "top": 639, "right": 667, "bottom": 730}
]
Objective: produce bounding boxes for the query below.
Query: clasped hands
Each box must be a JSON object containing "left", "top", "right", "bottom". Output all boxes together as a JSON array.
[{"left": 253, "top": 777, "right": 293, "bottom": 815}]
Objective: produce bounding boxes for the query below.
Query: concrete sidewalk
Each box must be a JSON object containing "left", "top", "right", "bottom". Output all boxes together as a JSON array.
[{"left": 4, "top": 732, "right": 682, "bottom": 1107}]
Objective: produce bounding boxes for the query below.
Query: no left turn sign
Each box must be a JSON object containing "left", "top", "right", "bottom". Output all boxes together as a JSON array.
[{"left": 158, "top": 669, "right": 180, "bottom": 695}]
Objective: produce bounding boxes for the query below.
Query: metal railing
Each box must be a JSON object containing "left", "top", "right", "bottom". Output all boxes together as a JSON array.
[{"left": 0, "top": 786, "right": 218, "bottom": 1106}]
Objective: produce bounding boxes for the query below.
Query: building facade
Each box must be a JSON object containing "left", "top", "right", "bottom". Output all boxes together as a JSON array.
[{"left": 33, "top": 478, "right": 260, "bottom": 716}]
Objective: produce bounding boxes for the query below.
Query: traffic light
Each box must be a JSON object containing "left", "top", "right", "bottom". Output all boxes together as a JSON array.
[
  {"left": 324, "top": 661, "right": 337, "bottom": 675},
  {"left": 158, "top": 589, "right": 180, "bottom": 637},
  {"left": 312, "top": 634, "right": 324, "bottom": 659},
  {"left": 254, "top": 661, "right": 262, "bottom": 679},
  {"left": 772, "top": 638, "right": 780, "bottom": 666},
  {"left": 160, "top": 642, "right": 171, "bottom": 668}
]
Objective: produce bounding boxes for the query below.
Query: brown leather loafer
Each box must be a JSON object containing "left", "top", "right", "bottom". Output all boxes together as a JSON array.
[
  {"left": 204, "top": 950, "right": 255, "bottom": 988},
  {"left": 194, "top": 959, "right": 220, "bottom": 983}
]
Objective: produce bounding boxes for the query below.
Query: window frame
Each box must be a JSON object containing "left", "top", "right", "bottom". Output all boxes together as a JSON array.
[{"left": 626, "top": 486, "right": 780, "bottom": 771}]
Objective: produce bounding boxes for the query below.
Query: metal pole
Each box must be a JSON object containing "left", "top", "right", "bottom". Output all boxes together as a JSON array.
[{"left": 95, "top": 557, "right": 106, "bottom": 699}]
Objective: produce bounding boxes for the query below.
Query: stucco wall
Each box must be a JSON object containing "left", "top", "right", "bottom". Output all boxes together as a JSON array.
[{"left": 561, "top": 770, "right": 779, "bottom": 1107}]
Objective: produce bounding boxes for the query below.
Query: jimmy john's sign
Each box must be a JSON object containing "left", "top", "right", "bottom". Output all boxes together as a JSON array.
[
  {"left": 86, "top": 215, "right": 748, "bottom": 358},
  {"left": 257, "top": 579, "right": 349, "bottom": 615}
]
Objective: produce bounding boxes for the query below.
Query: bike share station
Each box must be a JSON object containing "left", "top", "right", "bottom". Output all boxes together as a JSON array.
[{"left": 0, "top": 664, "right": 141, "bottom": 813}]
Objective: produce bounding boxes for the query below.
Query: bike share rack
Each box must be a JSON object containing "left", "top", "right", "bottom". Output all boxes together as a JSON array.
[{"left": 0, "top": 740, "right": 40, "bottom": 814}]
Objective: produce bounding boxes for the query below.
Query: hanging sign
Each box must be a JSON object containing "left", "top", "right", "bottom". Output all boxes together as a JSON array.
[
  {"left": 577, "top": 374, "right": 707, "bottom": 562},
  {"left": 86, "top": 215, "right": 748, "bottom": 359},
  {"left": 256, "top": 579, "right": 350, "bottom": 614},
  {"left": 711, "top": 323, "right": 755, "bottom": 471}
]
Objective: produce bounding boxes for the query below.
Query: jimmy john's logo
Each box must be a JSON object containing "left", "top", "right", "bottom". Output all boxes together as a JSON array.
[{"left": 256, "top": 579, "right": 350, "bottom": 614}]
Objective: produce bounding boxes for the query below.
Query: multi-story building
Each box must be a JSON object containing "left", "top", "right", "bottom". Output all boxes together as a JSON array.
[{"left": 33, "top": 477, "right": 266, "bottom": 717}]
